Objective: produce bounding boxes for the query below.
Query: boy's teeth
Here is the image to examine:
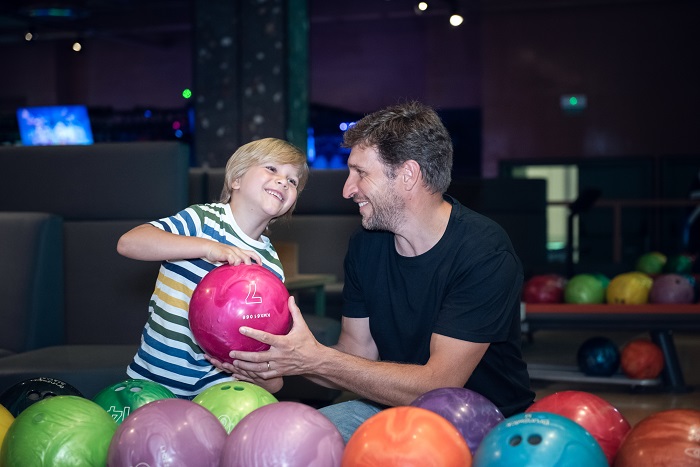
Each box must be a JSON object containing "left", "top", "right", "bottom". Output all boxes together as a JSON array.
[{"left": 266, "top": 190, "right": 282, "bottom": 200}]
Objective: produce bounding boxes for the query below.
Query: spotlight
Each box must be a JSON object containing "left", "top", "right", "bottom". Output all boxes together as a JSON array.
[
  {"left": 24, "top": 31, "right": 34, "bottom": 41},
  {"left": 417, "top": 2, "right": 428, "bottom": 11},
  {"left": 72, "top": 40, "right": 82, "bottom": 52},
  {"left": 449, "top": 13, "right": 464, "bottom": 26}
]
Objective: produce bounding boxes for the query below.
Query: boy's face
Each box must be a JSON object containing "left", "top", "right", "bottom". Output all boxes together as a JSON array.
[{"left": 232, "top": 162, "right": 300, "bottom": 219}]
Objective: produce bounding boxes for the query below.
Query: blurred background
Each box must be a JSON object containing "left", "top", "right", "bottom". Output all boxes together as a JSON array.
[{"left": 0, "top": 0, "right": 698, "bottom": 272}]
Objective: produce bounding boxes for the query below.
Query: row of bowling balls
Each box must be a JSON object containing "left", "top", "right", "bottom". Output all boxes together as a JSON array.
[
  {"left": 1, "top": 376, "right": 699, "bottom": 466},
  {"left": 577, "top": 336, "right": 665, "bottom": 379},
  {"left": 0, "top": 377, "right": 343, "bottom": 466},
  {"left": 345, "top": 391, "right": 700, "bottom": 467},
  {"left": 523, "top": 271, "right": 698, "bottom": 304},
  {"left": 635, "top": 251, "right": 696, "bottom": 275}
]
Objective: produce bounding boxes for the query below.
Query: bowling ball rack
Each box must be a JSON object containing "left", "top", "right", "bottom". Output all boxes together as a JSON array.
[{"left": 523, "top": 303, "right": 700, "bottom": 393}]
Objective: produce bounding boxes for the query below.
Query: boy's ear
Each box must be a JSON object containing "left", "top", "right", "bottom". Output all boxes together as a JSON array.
[{"left": 231, "top": 178, "right": 241, "bottom": 190}]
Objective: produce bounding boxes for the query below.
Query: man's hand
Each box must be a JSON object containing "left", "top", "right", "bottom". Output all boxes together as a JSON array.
[{"left": 228, "top": 296, "right": 321, "bottom": 380}]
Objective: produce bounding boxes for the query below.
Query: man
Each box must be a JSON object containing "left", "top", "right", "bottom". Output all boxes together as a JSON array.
[{"left": 223, "top": 101, "right": 534, "bottom": 441}]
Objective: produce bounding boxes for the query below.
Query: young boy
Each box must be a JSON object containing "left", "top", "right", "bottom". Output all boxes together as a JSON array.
[{"left": 117, "top": 137, "right": 309, "bottom": 398}]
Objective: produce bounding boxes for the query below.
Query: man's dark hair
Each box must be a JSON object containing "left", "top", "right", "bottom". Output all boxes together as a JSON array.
[{"left": 343, "top": 101, "right": 453, "bottom": 194}]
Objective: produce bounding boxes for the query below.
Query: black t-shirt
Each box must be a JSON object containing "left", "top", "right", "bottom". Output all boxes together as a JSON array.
[{"left": 342, "top": 195, "right": 534, "bottom": 416}]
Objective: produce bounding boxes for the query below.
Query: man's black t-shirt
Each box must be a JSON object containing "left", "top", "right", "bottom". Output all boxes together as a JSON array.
[{"left": 342, "top": 195, "right": 534, "bottom": 416}]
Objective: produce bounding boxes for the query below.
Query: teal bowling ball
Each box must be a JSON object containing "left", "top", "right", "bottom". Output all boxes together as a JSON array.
[
  {"left": 92, "top": 379, "right": 177, "bottom": 424},
  {"left": 0, "top": 395, "right": 117, "bottom": 466},
  {"left": 193, "top": 381, "right": 277, "bottom": 433},
  {"left": 473, "top": 412, "right": 608, "bottom": 467},
  {"left": 577, "top": 336, "right": 620, "bottom": 377}
]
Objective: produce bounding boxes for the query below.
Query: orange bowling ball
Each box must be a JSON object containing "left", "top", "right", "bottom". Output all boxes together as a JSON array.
[
  {"left": 614, "top": 409, "right": 700, "bottom": 466},
  {"left": 620, "top": 339, "right": 664, "bottom": 379},
  {"left": 342, "top": 406, "right": 472, "bottom": 467}
]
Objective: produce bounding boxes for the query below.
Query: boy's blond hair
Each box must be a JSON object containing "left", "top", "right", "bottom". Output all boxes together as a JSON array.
[{"left": 219, "top": 138, "right": 309, "bottom": 222}]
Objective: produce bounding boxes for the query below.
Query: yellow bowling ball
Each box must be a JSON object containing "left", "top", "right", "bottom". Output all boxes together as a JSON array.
[
  {"left": 0, "top": 403, "right": 14, "bottom": 449},
  {"left": 606, "top": 272, "right": 654, "bottom": 304}
]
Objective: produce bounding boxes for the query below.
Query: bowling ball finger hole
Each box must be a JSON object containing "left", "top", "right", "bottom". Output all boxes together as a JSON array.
[
  {"left": 27, "top": 390, "right": 42, "bottom": 401},
  {"left": 129, "top": 387, "right": 143, "bottom": 393},
  {"left": 527, "top": 435, "right": 542, "bottom": 445},
  {"left": 509, "top": 435, "right": 522, "bottom": 446}
]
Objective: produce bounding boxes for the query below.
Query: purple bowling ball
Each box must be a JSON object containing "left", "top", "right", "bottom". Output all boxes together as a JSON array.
[
  {"left": 649, "top": 273, "right": 695, "bottom": 304},
  {"left": 220, "top": 401, "right": 344, "bottom": 467},
  {"left": 107, "top": 398, "right": 226, "bottom": 466},
  {"left": 411, "top": 387, "right": 504, "bottom": 454}
]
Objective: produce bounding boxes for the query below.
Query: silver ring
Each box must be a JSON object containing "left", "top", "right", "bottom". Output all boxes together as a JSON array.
[{"left": 267, "top": 362, "right": 271, "bottom": 371}]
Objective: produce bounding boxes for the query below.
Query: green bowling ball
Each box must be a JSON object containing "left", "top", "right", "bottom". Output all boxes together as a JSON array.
[
  {"left": 193, "top": 381, "right": 277, "bottom": 433},
  {"left": 635, "top": 251, "right": 667, "bottom": 275},
  {"left": 92, "top": 379, "right": 177, "bottom": 424},
  {"left": 663, "top": 254, "right": 695, "bottom": 274},
  {"left": 0, "top": 395, "right": 117, "bottom": 466},
  {"left": 565, "top": 274, "right": 606, "bottom": 304}
]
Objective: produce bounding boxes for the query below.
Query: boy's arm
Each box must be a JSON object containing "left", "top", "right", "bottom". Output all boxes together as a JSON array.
[{"left": 117, "top": 224, "right": 262, "bottom": 265}]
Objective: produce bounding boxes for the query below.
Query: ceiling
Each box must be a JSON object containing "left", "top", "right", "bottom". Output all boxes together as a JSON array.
[
  {"left": 0, "top": 0, "right": 193, "bottom": 45},
  {"left": 0, "top": 0, "right": 677, "bottom": 45}
]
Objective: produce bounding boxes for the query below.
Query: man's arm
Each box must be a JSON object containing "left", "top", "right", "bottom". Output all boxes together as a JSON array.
[{"left": 229, "top": 297, "right": 489, "bottom": 407}]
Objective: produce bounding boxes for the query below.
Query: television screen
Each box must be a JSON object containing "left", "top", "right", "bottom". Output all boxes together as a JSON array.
[{"left": 16, "top": 105, "right": 94, "bottom": 146}]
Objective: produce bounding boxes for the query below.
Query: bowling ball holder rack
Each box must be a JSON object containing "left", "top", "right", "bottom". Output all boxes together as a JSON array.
[{"left": 523, "top": 303, "right": 700, "bottom": 393}]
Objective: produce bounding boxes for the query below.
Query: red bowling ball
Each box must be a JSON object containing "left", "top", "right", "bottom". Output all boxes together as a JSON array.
[
  {"left": 189, "top": 263, "right": 292, "bottom": 362},
  {"left": 620, "top": 339, "right": 665, "bottom": 379},
  {"left": 526, "top": 390, "right": 631, "bottom": 465},
  {"left": 522, "top": 274, "right": 567, "bottom": 304},
  {"left": 614, "top": 409, "right": 700, "bottom": 467}
]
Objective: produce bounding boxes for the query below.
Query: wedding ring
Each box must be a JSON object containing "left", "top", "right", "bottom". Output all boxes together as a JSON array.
[{"left": 267, "top": 362, "right": 271, "bottom": 371}]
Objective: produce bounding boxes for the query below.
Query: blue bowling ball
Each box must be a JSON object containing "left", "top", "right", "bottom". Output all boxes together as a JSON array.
[
  {"left": 473, "top": 411, "right": 608, "bottom": 467},
  {"left": 576, "top": 336, "right": 620, "bottom": 377}
]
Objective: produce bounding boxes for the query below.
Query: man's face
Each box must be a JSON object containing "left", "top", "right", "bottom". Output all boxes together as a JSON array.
[{"left": 343, "top": 145, "right": 404, "bottom": 232}]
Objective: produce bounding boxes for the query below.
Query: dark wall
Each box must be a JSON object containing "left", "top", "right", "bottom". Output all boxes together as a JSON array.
[
  {"left": 482, "top": 1, "right": 700, "bottom": 177},
  {"left": 0, "top": 1, "right": 698, "bottom": 178}
]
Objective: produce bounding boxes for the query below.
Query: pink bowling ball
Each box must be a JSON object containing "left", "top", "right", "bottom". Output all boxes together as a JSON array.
[
  {"left": 189, "top": 263, "right": 291, "bottom": 361},
  {"left": 107, "top": 398, "right": 226, "bottom": 466}
]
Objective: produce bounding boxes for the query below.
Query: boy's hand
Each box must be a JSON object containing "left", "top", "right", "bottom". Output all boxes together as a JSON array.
[{"left": 205, "top": 243, "right": 262, "bottom": 266}]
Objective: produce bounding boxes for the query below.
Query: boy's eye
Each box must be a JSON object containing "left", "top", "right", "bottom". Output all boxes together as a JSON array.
[
  {"left": 266, "top": 165, "right": 277, "bottom": 172},
  {"left": 288, "top": 178, "right": 298, "bottom": 187}
]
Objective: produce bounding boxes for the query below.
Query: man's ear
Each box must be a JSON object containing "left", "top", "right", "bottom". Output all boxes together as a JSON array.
[{"left": 401, "top": 160, "right": 421, "bottom": 190}]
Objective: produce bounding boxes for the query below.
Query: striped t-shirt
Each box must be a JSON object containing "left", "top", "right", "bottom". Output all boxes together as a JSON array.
[{"left": 126, "top": 203, "right": 285, "bottom": 397}]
